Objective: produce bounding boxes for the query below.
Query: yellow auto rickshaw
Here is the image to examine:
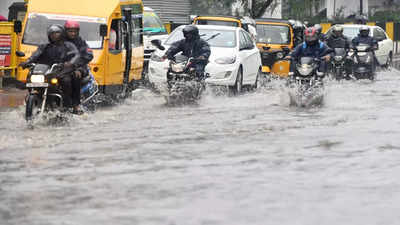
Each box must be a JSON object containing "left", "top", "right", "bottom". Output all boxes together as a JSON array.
[
  {"left": 16, "top": 0, "right": 144, "bottom": 97},
  {"left": 256, "top": 18, "right": 294, "bottom": 78}
]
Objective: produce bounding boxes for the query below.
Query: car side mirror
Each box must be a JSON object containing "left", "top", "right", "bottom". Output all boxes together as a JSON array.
[
  {"left": 16, "top": 51, "right": 25, "bottom": 57},
  {"left": 99, "top": 24, "right": 108, "bottom": 37},
  {"left": 14, "top": 20, "right": 22, "bottom": 33},
  {"left": 151, "top": 39, "right": 165, "bottom": 50}
]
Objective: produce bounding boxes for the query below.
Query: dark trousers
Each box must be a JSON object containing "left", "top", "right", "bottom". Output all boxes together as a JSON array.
[{"left": 60, "top": 74, "right": 81, "bottom": 107}]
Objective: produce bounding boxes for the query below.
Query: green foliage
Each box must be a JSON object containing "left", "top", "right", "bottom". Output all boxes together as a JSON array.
[{"left": 369, "top": 10, "right": 400, "bottom": 22}]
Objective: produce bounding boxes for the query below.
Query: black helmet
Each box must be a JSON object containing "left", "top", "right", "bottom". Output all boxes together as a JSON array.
[
  {"left": 359, "top": 26, "right": 370, "bottom": 37},
  {"left": 182, "top": 25, "right": 199, "bottom": 41},
  {"left": 314, "top": 24, "right": 322, "bottom": 34},
  {"left": 47, "top": 24, "right": 64, "bottom": 36},
  {"left": 47, "top": 24, "right": 64, "bottom": 42}
]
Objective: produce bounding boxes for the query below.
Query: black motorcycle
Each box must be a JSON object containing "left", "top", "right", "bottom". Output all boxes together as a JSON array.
[
  {"left": 165, "top": 54, "right": 207, "bottom": 104},
  {"left": 287, "top": 57, "right": 324, "bottom": 107},
  {"left": 351, "top": 44, "right": 377, "bottom": 80},
  {"left": 330, "top": 48, "right": 347, "bottom": 80},
  {"left": 24, "top": 63, "right": 98, "bottom": 121}
]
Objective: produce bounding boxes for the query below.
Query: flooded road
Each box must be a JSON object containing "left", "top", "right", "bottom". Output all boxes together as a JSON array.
[{"left": 1, "top": 70, "right": 400, "bottom": 225}]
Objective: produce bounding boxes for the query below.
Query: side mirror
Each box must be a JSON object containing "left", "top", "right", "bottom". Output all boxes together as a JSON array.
[
  {"left": 262, "top": 46, "right": 271, "bottom": 51},
  {"left": 16, "top": 51, "right": 25, "bottom": 57},
  {"left": 151, "top": 39, "right": 165, "bottom": 51},
  {"left": 14, "top": 20, "right": 22, "bottom": 33},
  {"left": 99, "top": 24, "right": 108, "bottom": 37}
]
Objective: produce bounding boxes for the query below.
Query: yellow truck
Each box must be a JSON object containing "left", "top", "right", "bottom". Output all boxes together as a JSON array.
[{"left": 17, "top": 0, "right": 144, "bottom": 96}]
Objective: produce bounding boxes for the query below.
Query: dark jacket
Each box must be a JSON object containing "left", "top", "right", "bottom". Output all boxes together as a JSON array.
[
  {"left": 325, "top": 35, "right": 350, "bottom": 50},
  {"left": 165, "top": 37, "right": 211, "bottom": 62},
  {"left": 351, "top": 35, "right": 378, "bottom": 48},
  {"left": 26, "top": 41, "right": 80, "bottom": 67},
  {"left": 67, "top": 36, "right": 93, "bottom": 75},
  {"left": 290, "top": 41, "right": 332, "bottom": 60}
]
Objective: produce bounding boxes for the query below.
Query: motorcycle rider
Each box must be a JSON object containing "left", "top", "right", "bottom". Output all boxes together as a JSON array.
[
  {"left": 161, "top": 25, "right": 211, "bottom": 79},
  {"left": 64, "top": 20, "right": 94, "bottom": 114},
  {"left": 325, "top": 25, "right": 352, "bottom": 75},
  {"left": 286, "top": 27, "right": 332, "bottom": 80},
  {"left": 351, "top": 26, "right": 378, "bottom": 72},
  {"left": 19, "top": 24, "right": 82, "bottom": 114},
  {"left": 64, "top": 20, "right": 93, "bottom": 79}
]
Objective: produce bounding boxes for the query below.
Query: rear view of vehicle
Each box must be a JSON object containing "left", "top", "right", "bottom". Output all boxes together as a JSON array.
[
  {"left": 143, "top": 7, "right": 168, "bottom": 75},
  {"left": 256, "top": 19, "right": 294, "bottom": 78}
]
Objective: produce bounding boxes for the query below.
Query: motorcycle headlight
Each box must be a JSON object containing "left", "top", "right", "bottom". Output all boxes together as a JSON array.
[
  {"left": 151, "top": 53, "right": 164, "bottom": 62},
  {"left": 215, "top": 56, "right": 236, "bottom": 64},
  {"left": 334, "top": 55, "right": 343, "bottom": 61},
  {"left": 30, "top": 75, "right": 45, "bottom": 83},
  {"left": 297, "top": 64, "right": 313, "bottom": 76},
  {"left": 171, "top": 63, "right": 185, "bottom": 73},
  {"left": 276, "top": 52, "right": 284, "bottom": 59}
]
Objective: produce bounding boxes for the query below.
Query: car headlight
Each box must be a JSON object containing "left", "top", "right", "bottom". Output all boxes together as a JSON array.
[
  {"left": 297, "top": 64, "right": 313, "bottom": 76},
  {"left": 171, "top": 63, "right": 185, "bottom": 73},
  {"left": 334, "top": 55, "right": 343, "bottom": 61},
  {"left": 276, "top": 52, "right": 284, "bottom": 59},
  {"left": 30, "top": 75, "right": 45, "bottom": 83},
  {"left": 151, "top": 53, "right": 164, "bottom": 62},
  {"left": 215, "top": 56, "right": 236, "bottom": 64}
]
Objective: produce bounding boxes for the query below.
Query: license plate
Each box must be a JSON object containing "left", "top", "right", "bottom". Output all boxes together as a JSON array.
[{"left": 26, "top": 82, "right": 49, "bottom": 88}]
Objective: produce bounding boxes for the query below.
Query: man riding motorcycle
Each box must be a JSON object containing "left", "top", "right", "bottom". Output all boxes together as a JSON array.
[
  {"left": 287, "top": 27, "right": 332, "bottom": 80},
  {"left": 325, "top": 25, "right": 352, "bottom": 76},
  {"left": 351, "top": 26, "right": 378, "bottom": 72},
  {"left": 161, "top": 25, "right": 211, "bottom": 79},
  {"left": 19, "top": 24, "right": 82, "bottom": 114}
]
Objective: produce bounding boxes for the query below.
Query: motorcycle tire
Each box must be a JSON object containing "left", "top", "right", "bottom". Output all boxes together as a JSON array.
[{"left": 25, "top": 94, "right": 40, "bottom": 121}]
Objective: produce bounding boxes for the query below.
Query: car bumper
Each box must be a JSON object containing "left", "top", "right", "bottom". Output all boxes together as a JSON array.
[{"left": 205, "top": 63, "right": 239, "bottom": 86}]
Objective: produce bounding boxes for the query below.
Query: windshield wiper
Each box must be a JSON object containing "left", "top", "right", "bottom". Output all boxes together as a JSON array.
[{"left": 205, "top": 33, "right": 221, "bottom": 42}]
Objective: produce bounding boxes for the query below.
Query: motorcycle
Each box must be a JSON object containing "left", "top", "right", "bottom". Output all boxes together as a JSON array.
[
  {"left": 330, "top": 48, "right": 347, "bottom": 80},
  {"left": 351, "top": 44, "right": 377, "bottom": 80},
  {"left": 287, "top": 57, "right": 325, "bottom": 107},
  {"left": 165, "top": 54, "right": 207, "bottom": 104},
  {"left": 24, "top": 63, "right": 98, "bottom": 121}
]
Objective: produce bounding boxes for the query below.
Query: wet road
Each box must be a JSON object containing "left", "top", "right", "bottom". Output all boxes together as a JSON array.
[{"left": 1, "top": 70, "right": 400, "bottom": 225}]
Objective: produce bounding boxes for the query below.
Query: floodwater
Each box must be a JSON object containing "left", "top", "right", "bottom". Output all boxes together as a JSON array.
[{"left": 1, "top": 70, "right": 400, "bottom": 225}]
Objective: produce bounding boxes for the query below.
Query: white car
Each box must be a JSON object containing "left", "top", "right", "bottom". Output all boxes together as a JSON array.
[
  {"left": 325, "top": 24, "right": 393, "bottom": 67},
  {"left": 148, "top": 25, "right": 262, "bottom": 93}
]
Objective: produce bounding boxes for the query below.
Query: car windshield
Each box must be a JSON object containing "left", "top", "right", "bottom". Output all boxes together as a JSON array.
[
  {"left": 256, "top": 24, "right": 290, "bottom": 44},
  {"left": 165, "top": 28, "right": 237, "bottom": 48},
  {"left": 143, "top": 11, "right": 167, "bottom": 34},
  {"left": 196, "top": 19, "right": 239, "bottom": 27},
  {"left": 342, "top": 27, "right": 365, "bottom": 39},
  {"left": 22, "top": 13, "right": 105, "bottom": 49}
]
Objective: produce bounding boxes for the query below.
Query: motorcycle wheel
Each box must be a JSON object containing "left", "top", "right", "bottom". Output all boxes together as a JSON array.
[{"left": 25, "top": 94, "right": 41, "bottom": 121}]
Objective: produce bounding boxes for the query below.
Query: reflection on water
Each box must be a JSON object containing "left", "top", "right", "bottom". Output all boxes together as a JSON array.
[{"left": 1, "top": 71, "right": 400, "bottom": 225}]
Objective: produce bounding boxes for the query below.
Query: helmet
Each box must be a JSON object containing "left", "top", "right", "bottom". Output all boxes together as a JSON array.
[
  {"left": 314, "top": 24, "right": 322, "bottom": 34},
  {"left": 332, "top": 25, "right": 343, "bottom": 37},
  {"left": 359, "top": 26, "right": 370, "bottom": 37},
  {"left": 182, "top": 25, "right": 199, "bottom": 41},
  {"left": 304, "top": 27, "right": 318, "bottom": 46},
  {"left": 47, "top": 24, "right": 64, "bottom": 42},
  {"left": 64, "top": 20, "right": 80, "bottom": 30}
]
